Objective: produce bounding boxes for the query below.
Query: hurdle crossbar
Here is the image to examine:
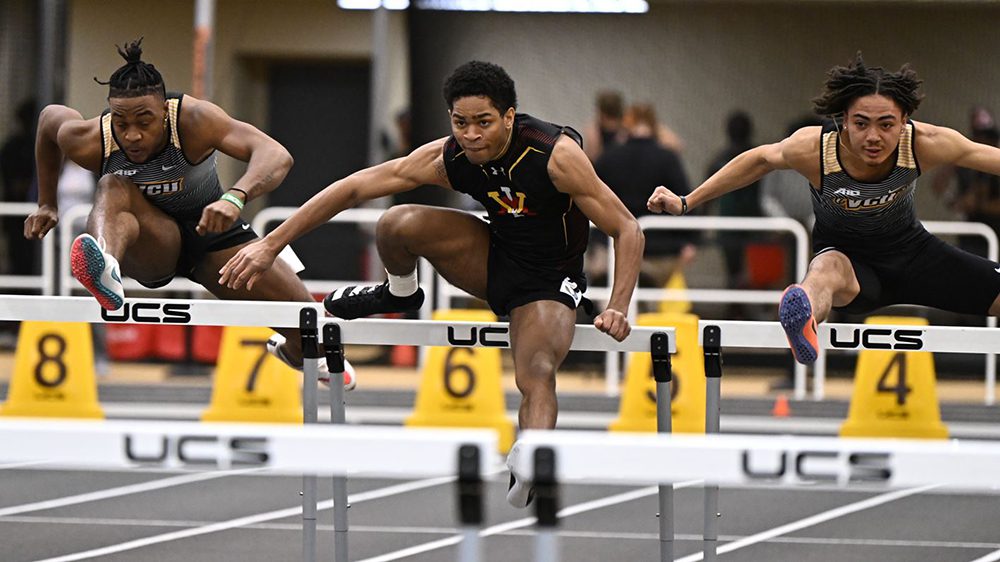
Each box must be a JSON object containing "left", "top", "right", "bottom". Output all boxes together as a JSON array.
[
  {"left": 696, "top": 319, "right": 1000, "bottom": 354},
  {"left": 513, "top": 430, "right": 1000, "bottom": 491},
  {"left": 0, "top": 418, "right": 497, "bottom": 478},
  {"left": 0, "top": 296, "right": 675, "bottom": 353}
]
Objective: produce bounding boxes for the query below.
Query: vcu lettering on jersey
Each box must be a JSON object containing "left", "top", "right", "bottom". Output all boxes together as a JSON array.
[
  {"left": 833, "top": 186, "right": 907, "bottom": 211},
  {"left": 138, "top": 178, "right": 185, "bottom": 196}
]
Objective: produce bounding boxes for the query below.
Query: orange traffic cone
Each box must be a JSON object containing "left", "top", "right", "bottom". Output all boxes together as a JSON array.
[{"left": 772, "top": 394, "right": 791, "bottom": 418}]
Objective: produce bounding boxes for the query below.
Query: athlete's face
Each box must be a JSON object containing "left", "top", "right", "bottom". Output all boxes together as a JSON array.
[
  {"left": 108, "top": 95, "right": 168, "bottom": 163},
  {"left": 449, "top": 96, "right": 515, "bottom": 165},
  {"left": 841, "top": 94, "right": 907, "bottom": 168}
]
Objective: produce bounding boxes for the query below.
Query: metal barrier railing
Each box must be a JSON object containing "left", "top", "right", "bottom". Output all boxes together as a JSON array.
[{"left": 0, "top": 202, "right": 56, "bottom": 295}]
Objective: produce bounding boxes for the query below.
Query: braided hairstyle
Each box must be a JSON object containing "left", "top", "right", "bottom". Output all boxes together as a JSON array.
[
  {"left": 812, "top": 52, "right": 923, "bottom": 121},
  {"left": 94, "top": 38, "right": 166, "bottom": 99},
  {"left": 443, "top": 61, "right": 517, "bottom": 114}
]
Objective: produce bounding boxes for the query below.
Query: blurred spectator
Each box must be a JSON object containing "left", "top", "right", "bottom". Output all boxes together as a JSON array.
[
  {"left": 583, "top": 90, "right": 626, "bottom": 162},
  {"left": 932, "top": 106, "right": 1000, "bottom": 257},
  {"left": 706, "top": 110, "right": 763, "bottom": 318},
  {"left": 591, "top": 103, "right": 696, "bottom": 311},
  {"left": 584, "top": 90, "right": 684, "bottom": 162},
  {"left": 0, "top": 98, "right": 38, "bottom": 276}
]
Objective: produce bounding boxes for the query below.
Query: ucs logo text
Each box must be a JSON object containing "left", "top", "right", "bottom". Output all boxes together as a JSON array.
[
  {"left": 829, "top": 328, "right": 923, "bottom": 350},
  {"left": 101, "top": 302, "right": 192, "bottom": 324},
  {"left": 742, "top": 450, "right": 892, "bottom": 483},
  {"left": 446, "top": 325, "right": 510, "bottom": 347},
  {"left": 124, "top": 434, "right": 269, "bottom": 467}
]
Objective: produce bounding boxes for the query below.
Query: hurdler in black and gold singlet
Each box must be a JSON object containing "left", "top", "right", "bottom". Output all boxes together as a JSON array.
[
  {"left": 810, "top": 121, "right": 1000, "bottom": 315},
  {"left": 101, "top": 94, "right": 222, "bottom": 219},
  {"left": 442, "top": 114, "right": 590, "bottom": 315},
  {"left": 100, "top": 93, "right": 255, "bottom": 285}
]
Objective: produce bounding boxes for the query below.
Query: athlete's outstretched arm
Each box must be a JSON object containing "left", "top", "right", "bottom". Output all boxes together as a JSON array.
[
  {"left": 218, "top": 137, "right": 450, "bottom": 290},
  {"left": 915, "top": 121, "right": 1000, "bottom": 177},
  {"left": 549, "top": 135, "right": 642, "bottom": 342},
  {"left": 647, "top": 126, "right": 818, "bottom": 215},
  {"left": 182, "top": 97, "right": 294, "bottom": 235},
  {"left": 26, "top": 106, "right": 101, "bottom": 240}
]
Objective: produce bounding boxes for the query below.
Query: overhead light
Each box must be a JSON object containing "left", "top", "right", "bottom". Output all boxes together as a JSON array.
[{"left": 338, "top": 0, "right": 648, "bottom": 13}]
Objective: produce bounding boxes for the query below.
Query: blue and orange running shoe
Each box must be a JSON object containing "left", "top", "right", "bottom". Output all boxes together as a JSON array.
[
  {"left": 778, "top": 284, "right": 819, "bottom": 364},
  {"left": 71, "top": 233, "right": 124, "bottom": 311}
]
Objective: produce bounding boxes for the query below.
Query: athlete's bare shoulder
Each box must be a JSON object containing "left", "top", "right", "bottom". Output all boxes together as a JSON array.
[
  {"left": 779, "top": 125, "right": 822, "bottom": 180},
  {"left": 911, "top": 119, "right": 978, "bottom": 170},
  {"left": 391, "top": 137, "right": 451, "bottom": 189},
  {"left": 49, "top": 110, "right": 102, "bottom": 172}
]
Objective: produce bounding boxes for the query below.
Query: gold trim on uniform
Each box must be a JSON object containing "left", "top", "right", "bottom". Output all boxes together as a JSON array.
[
  {"left": 101, "top": 114, "right": 118, "bottom": 158},
  {"left": 897, "top": 123, "right": 916, "bottom": 169},
  {"left": 508, "top": 146, "right": 545, "bottom": 179},
  {"left": 167, "top": 99, "right": 181, "bottom": 148},
  {"left": 822, "top": 131, "right": 841, "bottom": 175}
]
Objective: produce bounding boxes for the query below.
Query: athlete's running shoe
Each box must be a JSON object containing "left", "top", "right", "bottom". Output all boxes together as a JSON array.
[
  {"left": 71, "top": 233, "right": 124, "bottom": 311},
  {"left": 778, "top": 284, "right": 819, "bottom": 365},
  {"left": 266, "top": 333, "right": 357, "bottom": 390},
  {"left": 324, "top": 281, "right": 424, "bottom": 320},
  {"left": 505, "top": 441, "right": 535, "bottom": 508}
]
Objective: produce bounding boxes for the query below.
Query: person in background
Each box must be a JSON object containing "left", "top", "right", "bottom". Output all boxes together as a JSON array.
[{"left": 593, "top": 102, "right": 696, "bottom": 309}]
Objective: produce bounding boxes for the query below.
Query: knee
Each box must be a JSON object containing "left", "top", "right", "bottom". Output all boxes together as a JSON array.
[
  {"left": 96, "top": 173, "right": 133, "bottom": 192},
  {"left": 376, "top": 205, "right": 426, "bottom": 242},
  {"left": 515, "top": 355, "right": 557, "bottom": 396}
]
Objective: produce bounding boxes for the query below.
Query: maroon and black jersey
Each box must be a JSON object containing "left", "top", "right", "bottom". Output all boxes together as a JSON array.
[{"left": 443, "top": 113, "right": 588, "bottom": 275}]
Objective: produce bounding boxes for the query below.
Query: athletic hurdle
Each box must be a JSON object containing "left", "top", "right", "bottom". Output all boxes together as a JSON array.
[{"left": 0, "top": 295, "right": 677, "bottom": 562}]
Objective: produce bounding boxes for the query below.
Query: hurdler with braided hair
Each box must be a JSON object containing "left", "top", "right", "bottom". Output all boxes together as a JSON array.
[
  {"left": 648, "top": 52, "right": 1000, "bottom": 364},
  {"left": 26, "top": 38, "right": 356, "bottom": 390}
]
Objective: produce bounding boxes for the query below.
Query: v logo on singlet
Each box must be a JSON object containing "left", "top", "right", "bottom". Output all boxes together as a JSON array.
[{"left": 488, "top": 186, "right": 535, "bottom": 217}]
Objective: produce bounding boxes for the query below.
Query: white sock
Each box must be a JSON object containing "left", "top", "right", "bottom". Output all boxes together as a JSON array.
[{"left": 387, "top": 268, "right": 418, "bottom": 297}]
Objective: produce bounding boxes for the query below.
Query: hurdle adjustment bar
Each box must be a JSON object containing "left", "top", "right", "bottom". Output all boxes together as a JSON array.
[
  {"left": 533, "top": 447, "right": 559, "bottom": 562},
  {"left": 457, "top": 445, "right": 483, "bottom": 562},
  {"left": 323, "top": 323, "right": 350, "bottom": 562},
  {"left": 300, "top": 308, "right": 319, "bottom": 562},
  {"left": 702, "top": 325, "right": 722, "bottom": 562},
  {"left": 650, "top": 332, "right": 673, "bottom": 562}
]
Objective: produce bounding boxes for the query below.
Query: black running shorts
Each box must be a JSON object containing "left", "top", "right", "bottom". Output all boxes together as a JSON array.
[
  {"left": 139, "top": 216, "right": 258, "bottom": 289},
  {"left": 486, "top": 238, "right": 588, "bottom": 317},
  {"left": 813, "top": 227, "right": 1000, "bottom": 315}
]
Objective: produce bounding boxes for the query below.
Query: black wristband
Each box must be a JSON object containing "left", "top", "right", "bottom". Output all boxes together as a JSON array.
[
  {"left": 680, "top": 195, "right": 688, "bottom": 215},
  {"left": 228, "top": 187, "right": 249, "bottom": 201}
]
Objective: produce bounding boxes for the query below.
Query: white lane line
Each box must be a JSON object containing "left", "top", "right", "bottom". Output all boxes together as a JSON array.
[
  {"left": 356, "top": 480, "right": 702, "bottom": 562},
  {"left": 7, "top": 515, "right": 1000, "bottom": 553},
  {"left": 31, "top": 476, "right": 454, "bottom": 562},
  {"left": 970, "top": 550, "right": 1000, "bottom": 562},
  {"left": 0, "top": 461, "right": 49, "bottom": 470},
  {"left": 674, "top": 484, "right": 940, "bottom": 562},
  {"left": 0, "top": 470, "right": 254, "bottom": 517}
]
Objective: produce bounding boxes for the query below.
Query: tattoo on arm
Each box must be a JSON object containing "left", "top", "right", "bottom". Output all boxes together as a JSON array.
[{"left": 433, "top": 157, "right": 449, "bottom": 185}]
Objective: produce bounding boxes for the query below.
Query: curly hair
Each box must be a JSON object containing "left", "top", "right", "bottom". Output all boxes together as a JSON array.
[
  {"left": 442, "top": 61, "right": 517, "bottom": 113},
  {"left": 94, "top": 37, "right": 166, "bottom": 99},
  {"left": 812, "top": 52, "right": 923, "bottom": 119}
]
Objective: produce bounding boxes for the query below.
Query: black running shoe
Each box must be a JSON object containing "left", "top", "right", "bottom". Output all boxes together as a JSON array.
[{"left": 324, "top": 281, "right": 425, "bottom": 319}]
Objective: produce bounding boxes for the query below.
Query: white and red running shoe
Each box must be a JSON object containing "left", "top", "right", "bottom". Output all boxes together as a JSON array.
[
  {"left": 71, "top": 233, "right": 124, "bottom": 311},
  {"left": 266, "top": 333, "right": 357, "bottom": 390}
]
